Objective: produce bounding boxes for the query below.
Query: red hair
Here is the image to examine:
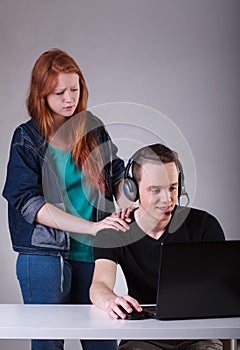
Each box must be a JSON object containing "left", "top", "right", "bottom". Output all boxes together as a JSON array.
[
  {"left": 27, "top": 49, "right": 106, "bottom": 193},
  {"left": 27, "top": 48, "right": 88, "bottom": 138}
]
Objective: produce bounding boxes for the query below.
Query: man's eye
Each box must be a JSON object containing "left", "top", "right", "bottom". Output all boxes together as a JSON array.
[
  {"left": 170, "top": 187, "right": 177, "bottom": 192},
  {"left": 151, "top": 189, "right": 160, "bottom": 193}
]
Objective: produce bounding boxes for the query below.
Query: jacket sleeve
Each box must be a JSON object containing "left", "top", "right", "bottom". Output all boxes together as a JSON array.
[
  {"left": 2, "top": 127, "right": 46, "bottom": 224},
  {"left": 108, "top": 134, "right": 125, "bottom": 187}
]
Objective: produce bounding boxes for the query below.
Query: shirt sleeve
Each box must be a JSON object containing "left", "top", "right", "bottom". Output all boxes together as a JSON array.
[
  {"left": 94, "top": 246, "right": 119, "bottom": 263},
  {"left": 93, "top": 229, "right": 123, "bottom": 263},
  {"left": 183, "top": 208, "right": 225, "bottom": 242},
  {"left": 202, "top": 211, "right": 225, "bottom": 241}
]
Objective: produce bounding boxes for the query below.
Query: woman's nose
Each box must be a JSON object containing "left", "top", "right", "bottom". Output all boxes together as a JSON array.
[{"left": 64, "top": 90, "right": 74, "bottom": 101}]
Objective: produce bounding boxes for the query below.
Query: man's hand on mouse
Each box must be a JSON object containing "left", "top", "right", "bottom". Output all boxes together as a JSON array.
[{"left": 105, "top": 295, "right": 142, "bottom": 320}]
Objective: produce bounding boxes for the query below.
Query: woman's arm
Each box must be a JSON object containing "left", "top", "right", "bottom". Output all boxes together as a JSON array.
[
  {"left": 35, "top": 202, "right": 130, "bottom": 236},
  {"left": 3, "top": 127, "right": 130, "bottom": 236}
]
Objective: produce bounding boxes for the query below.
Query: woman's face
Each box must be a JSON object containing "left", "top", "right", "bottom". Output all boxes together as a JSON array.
[{"left": 46, "top": 72, "right": 80, "bottom": 123}]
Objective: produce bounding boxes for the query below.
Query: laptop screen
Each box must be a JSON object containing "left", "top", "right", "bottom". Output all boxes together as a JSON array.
[{"left": 154, "top": 240, "right": 240, "bottom": 320}]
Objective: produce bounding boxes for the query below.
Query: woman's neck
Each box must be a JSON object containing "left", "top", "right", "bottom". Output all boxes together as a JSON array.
[{"left": 48, "top": 122, "right": 71, "bottom": 152}]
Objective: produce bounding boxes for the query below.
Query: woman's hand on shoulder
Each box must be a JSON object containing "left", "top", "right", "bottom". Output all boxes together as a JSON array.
[
  {"left": 113, "top": 207, "right": 135, "bottom": 223},
  {"left": 92, "top": 206, "right": 135, "bottom": 235},
  {"left": 93, "top": 214, "right": 130, "bottom": 235}
]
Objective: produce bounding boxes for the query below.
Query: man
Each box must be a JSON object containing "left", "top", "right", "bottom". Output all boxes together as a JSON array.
[{"left": 90, "top": 143, "right": 224, "bottom": 350}]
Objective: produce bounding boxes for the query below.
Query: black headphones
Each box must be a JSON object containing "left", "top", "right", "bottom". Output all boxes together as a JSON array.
[{"left": 123, "top": 149, "right": 189, "bottom": 204}]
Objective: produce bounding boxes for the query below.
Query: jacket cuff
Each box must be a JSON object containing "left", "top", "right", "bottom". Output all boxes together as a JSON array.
[{"left": 21, "top": 196, "right": 46, "bottom": 224}]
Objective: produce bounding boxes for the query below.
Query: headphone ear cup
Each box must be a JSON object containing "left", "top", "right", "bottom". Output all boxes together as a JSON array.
[{"left": 123, "top": 178, "right": 139, "bottom": 202}]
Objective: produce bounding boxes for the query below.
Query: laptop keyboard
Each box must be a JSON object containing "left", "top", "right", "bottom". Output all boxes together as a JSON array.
[{"left": 142, "top": 305, "right": 157, "bottom": 317}]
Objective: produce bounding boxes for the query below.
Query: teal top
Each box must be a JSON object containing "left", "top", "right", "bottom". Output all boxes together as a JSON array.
[{"left": 48, "top": 144, "right": 97, "bottom": 262}]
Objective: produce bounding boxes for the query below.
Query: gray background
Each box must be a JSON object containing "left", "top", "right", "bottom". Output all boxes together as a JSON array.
[{"left": 0, "top": 0, "right": 239, "bottom": 349}]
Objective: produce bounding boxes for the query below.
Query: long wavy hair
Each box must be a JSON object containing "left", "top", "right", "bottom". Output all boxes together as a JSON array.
[{"left": 27, "top": 48, "right": 106, "bottom": 193}]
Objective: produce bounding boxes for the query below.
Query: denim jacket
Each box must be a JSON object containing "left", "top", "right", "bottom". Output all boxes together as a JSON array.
[{"left": 2, "top": 113, "right": 124, "bottom": 257}]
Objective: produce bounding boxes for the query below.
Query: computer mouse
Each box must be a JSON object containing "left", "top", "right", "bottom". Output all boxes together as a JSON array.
[{"left": 118, "top": 306, "right": 149, "bottom": 320}]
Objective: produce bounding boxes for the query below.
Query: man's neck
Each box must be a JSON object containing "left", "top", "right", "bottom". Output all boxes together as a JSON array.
[{"left": 134, "top": 208, "right": 172, "bottom": 240}]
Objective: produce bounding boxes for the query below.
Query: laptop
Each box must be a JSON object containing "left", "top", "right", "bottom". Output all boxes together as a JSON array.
[{"left": 142, "top": 240, "right": 240, "bottom": 320}]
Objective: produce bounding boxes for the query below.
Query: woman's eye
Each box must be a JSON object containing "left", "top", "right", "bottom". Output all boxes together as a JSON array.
[{"left": 55, "top": 91, "right": 64, "bottom": 95}]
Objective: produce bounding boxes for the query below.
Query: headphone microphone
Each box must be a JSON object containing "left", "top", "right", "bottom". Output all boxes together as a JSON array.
[{"left": 177, "top": 160, "right": 190, "bottom": 206}]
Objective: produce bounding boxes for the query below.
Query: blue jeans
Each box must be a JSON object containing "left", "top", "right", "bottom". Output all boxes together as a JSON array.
[
  {"left": 69, "top": 260, "right": 117, "bottom": 350},
  {"left": 16, "top": 254, "right": 117, "bottom": 350},
  {"left": 16, "top": 254, "right": 71, "bottom": 350}
]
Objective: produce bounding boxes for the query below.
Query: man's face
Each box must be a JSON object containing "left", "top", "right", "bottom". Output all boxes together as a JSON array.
[{"left": 138, "top": 161, "right": 179, "bottom": 223}]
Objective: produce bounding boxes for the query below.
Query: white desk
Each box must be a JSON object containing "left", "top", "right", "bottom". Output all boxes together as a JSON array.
[{"left": 0, "top": 304, "right": 239, "bottom": 343}]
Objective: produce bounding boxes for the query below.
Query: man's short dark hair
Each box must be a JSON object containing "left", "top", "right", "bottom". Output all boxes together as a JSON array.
[{"left": 132, "top": 143, "right": 179, "bottom": 183}]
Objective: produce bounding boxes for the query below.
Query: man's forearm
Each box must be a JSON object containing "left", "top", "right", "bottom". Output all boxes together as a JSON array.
[
  {"left": 90, "top": 281, "right": 118, "bottom": 311},
  {"left": 90, "top": 280, "right": 143, "bottom": 320}
]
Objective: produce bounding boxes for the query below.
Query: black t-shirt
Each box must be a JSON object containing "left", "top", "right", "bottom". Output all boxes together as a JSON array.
[{"left": 94, "top": 206, "right": 225, "bottom": 304}]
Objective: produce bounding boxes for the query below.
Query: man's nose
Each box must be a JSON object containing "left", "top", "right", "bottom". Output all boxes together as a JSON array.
[{"left": 160, "top": 189, "right": 171, "bottom": 202}]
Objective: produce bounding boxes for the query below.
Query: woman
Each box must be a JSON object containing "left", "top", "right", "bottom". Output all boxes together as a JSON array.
[{"left": 2, "top": 48, "right": 129, "bottom": 350}]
